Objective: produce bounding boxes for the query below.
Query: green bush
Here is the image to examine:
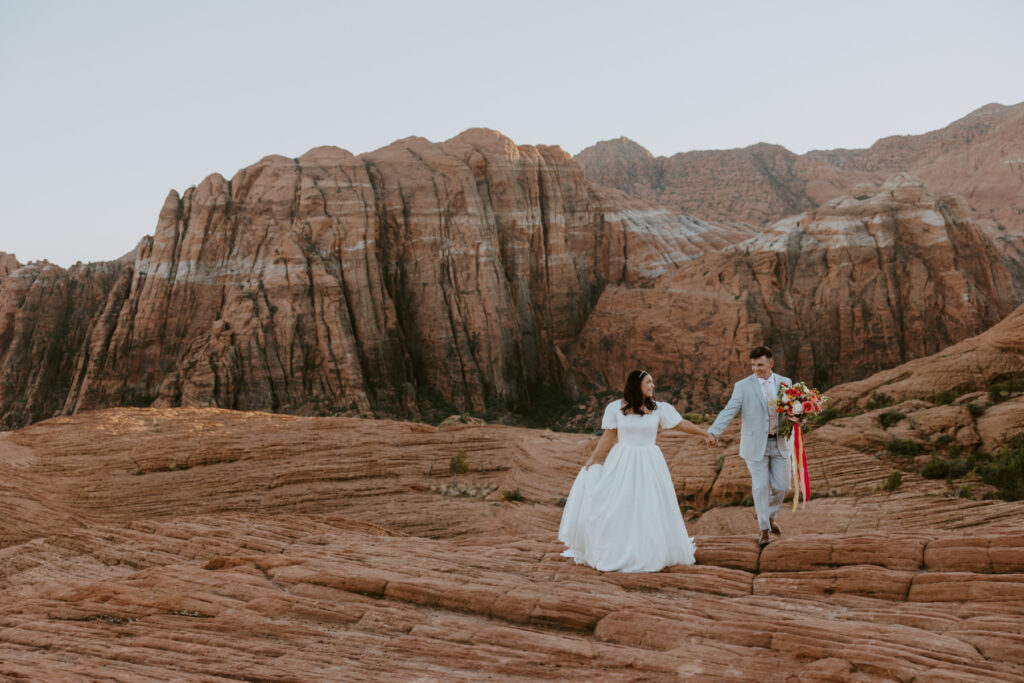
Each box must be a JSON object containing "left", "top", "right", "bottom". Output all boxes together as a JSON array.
[
  {"left": 933, "top": 434, "right": 954, "bottom": 449},
  {"left": 450, "top": 451, "right": 469, "bottom": 474},
  {"left": 879, "top": 411, "right": 906, "bottom": 429},
  {"left": 979, "top": 435, "right": 1024, "bottom": 501},
  {"left": 503, "top": 488, "right": 524, "bottom": 502},
  {"left": 882, "top": 471, "right": 903, "bottom": 491},
  {"left": 957, "top": 484, "right": 973, "bottom": 499},
  {"left": 921, "top": 458, "right": 949, "bottom": 479},
  {"left": 988, "top": 376, "right": 1024, "bottom": 404},
  {"left": 965, "top": 450, "right": 991, "bottom": 470},
  {"left": 921, "top": 455, "right": 970, "bottom": 480},
  {"left": 932, "top": 389, "right": 959, "bottom": 406},
  {"left": 866, "top": 392, "right": 895, "bottom": 410},
  {"left": 887, "top": 439, "right": 919, "bottom": 457},
  {"left": 946, "top": 458, "right": 971, "bottom": 479},
  {"left": 966, "top": 402, "right": 986, "bottom": 418}
]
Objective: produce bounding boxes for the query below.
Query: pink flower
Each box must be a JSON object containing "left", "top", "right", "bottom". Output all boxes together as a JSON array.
[{"left": 802, "top": 400, "right": 815, "bottom": 414}]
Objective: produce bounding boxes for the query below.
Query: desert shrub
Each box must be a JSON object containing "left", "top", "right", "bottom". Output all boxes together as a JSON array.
[
  {"left": 886, "top": 439, "right": 919, "bottom": 457},
  {"left": 946, "top": 458, "right": 971, "bottom": 479},
  {"left": 879, "top": 411, "right": 906, "bottom": 429},
  {"left": 932, "top": 389, "right": 960, "bottom": 406},
  {"left": 809, "top": 488, "right": 842, "bottom": 500},
  {"left": 866, "top": 392, "right": 895, "bottom": 410},
  {"left": 966, "top": 402, "right": 986, "bottom": 418},
  {"left": 503, "top": 488, "right": 524, "bottom": 502},
  {"left": 933, "top": 434, "right": 954, "bottom": 449},
  {"left": 921, "top": 455, "right": 970, "bottom": 480},
  {"left": 988, "top": 376, "right": 1024, "bottom": 404},
  {"left": 921, "top": 458, "right": 949, "bottom": 479},
  {"left": 450, "top": 451, "right": 468, "bottom": 474},
  {"left": 449, "top": 450, "right": 469, "bottom": 485},
  {"left": 882, "top": 471, "right": 903, "bottom": 491},
  {"left": 957, "top": 484, "right": 973, "bottom": 499},
  {"left": 979, "top": 435, "right": 1024, "bottom": 501}
]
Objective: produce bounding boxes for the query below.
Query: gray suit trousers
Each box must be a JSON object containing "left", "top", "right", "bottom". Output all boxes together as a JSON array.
[{"left": 745, "top": 436, "right": 791, "bottom": 530}]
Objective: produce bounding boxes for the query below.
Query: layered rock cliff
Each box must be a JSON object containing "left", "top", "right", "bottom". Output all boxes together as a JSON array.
[
  {"left": 0, "top": 131, "right": 754, "bottom": 427},
  {"left": 2, "top": 124, "right": 1020, "bottom": 428},
  {"left": 0, "top": 257, "right": 130, "bottom": 428},
  {"left": 567, "top": 175, "right": 1020, "bottom": 408}
]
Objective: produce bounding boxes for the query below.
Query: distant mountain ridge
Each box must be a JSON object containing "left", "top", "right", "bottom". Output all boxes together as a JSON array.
[{"left": 575, "top": 102, "right": 1024, "bottom": 271}]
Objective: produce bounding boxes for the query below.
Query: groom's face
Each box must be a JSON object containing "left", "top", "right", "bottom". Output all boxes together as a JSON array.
[{"left": 751, "top": 355, "right": 774, "bottom": 379}]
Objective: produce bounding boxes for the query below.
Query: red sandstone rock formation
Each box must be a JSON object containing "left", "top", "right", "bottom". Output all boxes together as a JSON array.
[
  {"left": 0, "top": 405, "right": 1022, "bottom": 679},
  {"left": 0, "top": 258, "right": 130, "bottom": 428},
  {"left": 827, "top": 299, "right": 1024, "bottom": 410},
  {"left": 577, "top": 138, "right": 818, "bottom": 226},
  {"left": 568, "top": 175, "right": 1019, "bottom": 409},
  {"left": 0, "top": 132, "right": 754, "bottom": 428},
  {"left": 816, "top": 297, "right": 1024, "bottom": 456},
  {"left": 2, "top": 119, "right": 1020, "bottom": 428},
  {"left": 577, "top": 102, "right": 1024, "bottom": 257}
]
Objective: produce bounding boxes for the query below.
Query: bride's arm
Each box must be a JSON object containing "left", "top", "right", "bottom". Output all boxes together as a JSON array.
[
  {"left": 583, "top": 429, "right": 617, "bottom": 469},
  {"left": 671, "top": 417, "right": 716, "bottom": 444}
]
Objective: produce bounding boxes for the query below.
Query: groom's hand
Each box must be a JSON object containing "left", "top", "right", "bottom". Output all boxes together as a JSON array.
[{"left": 704, "top": 432, "right": 718, "bottom": 447}]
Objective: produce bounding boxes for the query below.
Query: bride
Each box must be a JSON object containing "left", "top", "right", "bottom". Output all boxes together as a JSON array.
[{"left": 559, "top": 370, "right": 714, "bottom": 572}]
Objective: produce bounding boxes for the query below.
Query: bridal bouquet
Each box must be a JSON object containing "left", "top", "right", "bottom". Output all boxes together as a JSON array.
[
  {"left": 774, "top": 382, "right": 829, "bottom": 510},
  {"left": 774, "top": 382, "right": 827, "bottom": 438}
]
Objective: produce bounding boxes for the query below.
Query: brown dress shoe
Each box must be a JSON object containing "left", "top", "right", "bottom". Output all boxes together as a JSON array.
[
  {"left": 769, "top": 518, "right": 782, "bottom": 535},
  {"left": 758, "top": 530, "right": 771, "bottom": 547}
]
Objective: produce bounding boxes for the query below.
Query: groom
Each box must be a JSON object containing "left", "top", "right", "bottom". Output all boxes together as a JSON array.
[{"left": 708, "top": 346, "right": 793, "bottom": 548}]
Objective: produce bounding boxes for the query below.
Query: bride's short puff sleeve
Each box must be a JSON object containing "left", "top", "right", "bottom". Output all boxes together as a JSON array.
[
  {"left": 658, "top": 402, "right": 683, "bottom": 429},
  {"left": 601, "top": 401, "right": 621, "bottom": 430}
]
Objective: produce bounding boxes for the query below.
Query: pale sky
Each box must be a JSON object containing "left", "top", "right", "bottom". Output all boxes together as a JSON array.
[{"left": 2, "top": 0, "right": 1022, "bottom": 267}]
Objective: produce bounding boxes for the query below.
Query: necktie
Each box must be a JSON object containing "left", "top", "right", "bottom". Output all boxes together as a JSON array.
[{"left": 763, "top": 378, "right": 778, "bottom": 435}]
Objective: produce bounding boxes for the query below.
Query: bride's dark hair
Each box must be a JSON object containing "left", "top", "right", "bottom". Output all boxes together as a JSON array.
[{"left": 621, "top": 370, "right": 657, "bottom": 415}]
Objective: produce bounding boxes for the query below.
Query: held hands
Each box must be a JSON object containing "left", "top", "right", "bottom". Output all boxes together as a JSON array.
[{"left": 703, "top": 430, "right": 718, "bottom": 447}]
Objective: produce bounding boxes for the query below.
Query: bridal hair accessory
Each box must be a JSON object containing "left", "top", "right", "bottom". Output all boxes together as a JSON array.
[{"left": 638, "top": 370, "right": 649, "bottom": 380}]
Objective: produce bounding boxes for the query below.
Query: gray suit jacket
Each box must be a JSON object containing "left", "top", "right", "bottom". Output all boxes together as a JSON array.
[{"left": 709, "top": 373, "right": 794, "bottom": 462}]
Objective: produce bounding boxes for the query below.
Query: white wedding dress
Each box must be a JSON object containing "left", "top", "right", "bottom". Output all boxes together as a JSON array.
[{"left": 558, "top": 400, "right": 696, "bottom": 572}]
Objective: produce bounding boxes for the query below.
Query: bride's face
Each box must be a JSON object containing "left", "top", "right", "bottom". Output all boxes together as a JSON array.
[{"left": 641, "top": 374, "right": 655, "bottom": 398}]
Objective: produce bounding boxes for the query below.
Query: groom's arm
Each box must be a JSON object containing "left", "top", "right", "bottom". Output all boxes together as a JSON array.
[{"left": 708, "top": 383, "right": 744, "bottom": 438}]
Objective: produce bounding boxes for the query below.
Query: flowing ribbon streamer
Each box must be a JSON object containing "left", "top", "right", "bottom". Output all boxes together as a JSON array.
[{"left": 790, "top": 422, "right": 810, "bottom": 510}]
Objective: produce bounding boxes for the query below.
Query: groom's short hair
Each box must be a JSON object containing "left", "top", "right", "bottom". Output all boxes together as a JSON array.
[{"left": 750, "top": 345, "right": 773, "bottom": 360}]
